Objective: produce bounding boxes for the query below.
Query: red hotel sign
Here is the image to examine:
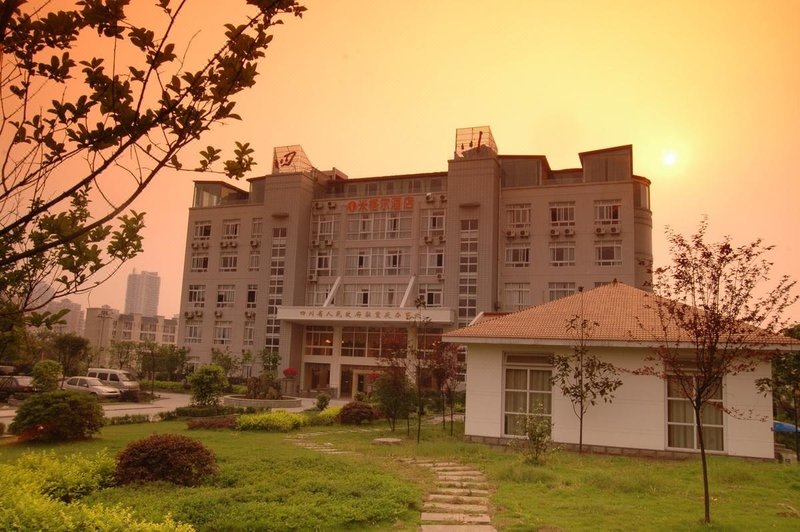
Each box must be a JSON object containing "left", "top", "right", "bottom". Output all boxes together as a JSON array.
[{"left": 345, "top": 196, "right": 415, "bottom": 213}]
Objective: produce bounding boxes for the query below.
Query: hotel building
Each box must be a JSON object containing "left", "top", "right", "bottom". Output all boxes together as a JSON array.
[{"left": 177, "top": 127, "right": 653, "bottom": 397}]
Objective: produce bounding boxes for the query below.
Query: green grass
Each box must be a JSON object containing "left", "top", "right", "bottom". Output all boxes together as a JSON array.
[{"left": 1, "top": 419, "right": 799, "bottom": 530}]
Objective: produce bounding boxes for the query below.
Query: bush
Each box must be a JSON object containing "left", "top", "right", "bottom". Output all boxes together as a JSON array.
[
  {"left": 315, "top": 392, "right": 331, "bottom": 411},
  {"left": 188, "top": 364, "right": 228, "bottom": 406},
  {"left": 174, "top": 404, "right": 237, "bottom": 418},
  {"left": 116, "top": 433, "right": 217, "bottom": 486},
  {"left": 187, "top": 416, "right": 238, "bottom": 430},
  {"left": 14, "top": 450, "right": 115, "bottom": 502},
  {"left": 32, "top": 359, "right": 62, "bottom": 392},
  {"left": 338, "top": 401, "right": 377, "bottom": 425},
  {"left": 508, "top": 404, "right": 556, "bottom": 465},
  {"left": 353, "top": 391, "right": 368, "bottom": 402},
  {"left": 107, "top": 414, "right": 151, "bottom": 425},
  {"left": 309, "top": 406, "right": 341, "bottom": 426},
  {"left": 9, "top": 391, "right": 105, "bottom": 442},
  {"left": 236, "top": 411, "right": 307, "bottom": 432}
]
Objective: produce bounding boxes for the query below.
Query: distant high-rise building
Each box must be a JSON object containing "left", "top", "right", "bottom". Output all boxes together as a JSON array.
[
  {"left": 45, "top": 298, "right": 84, "bottom": 335},
  {"left": 124, "top": 270, "right": 160, "bottom": 316}
]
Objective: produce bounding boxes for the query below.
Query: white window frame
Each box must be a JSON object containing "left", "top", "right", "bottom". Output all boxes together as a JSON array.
[
  {"left": 216, "top": 284, "right": 235, "bottom": 308},
  {"left": 222, "top": 219, "right": 240, "bottom": 239},
  {"left": 188, "top": 284, "right": 205, "bottom": 308},
  {"left": 219, "top": 252, "right": 238, "bottom": 272},
  {"left": 193, "top": 221, "right": 211, "bottom": 240},
  {"left": 549, "top": 242, "right": 575, "bottom": 267},
  {"left": 248, "top": 250, "right": 260, "bottom": 271},
  {"left": 549, "top": 202, "right": 575, "bottom": 227},
  {"left": 213, "top": 321, "right": 232, "bottom": 345},
  {"left": 504, "top": 283, "right": 531, "bottom": 310},
  {"left": 246, "top": 284, "right": 258, "bottom": 309},
  {"left": 505, "top": 203, "right": 531, "bottom": 230},
  {"left": 251, "top": 217, "right": 263, "bottom": 238},
  {"left": 190, "top": 253, "right": 209, "bottom": 272},
  {"left": 666, "top": 375, "right": 724, "bottom": 452},
  {"left": 548, "top": 282, "right": 576, "bottom": 301},
  {"left": 594, "top": 199, "right": 621, "bottom": 225},
  {"left": 185, "top": 324, "right": 201, "bottom": 344},
  {"left": 503, "top": 354, "right": 553, "bottom": 437},
  {"left": 595, "top": 240, "right": 622, "bottom": 266},
  {"left": 505, "top": 244, "right": 530, "bottom": 268}
]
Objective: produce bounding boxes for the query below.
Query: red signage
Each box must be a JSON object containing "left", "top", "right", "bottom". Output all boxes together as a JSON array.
[{"left": 345, "top": 196, "right": 415, "bottom": 213}]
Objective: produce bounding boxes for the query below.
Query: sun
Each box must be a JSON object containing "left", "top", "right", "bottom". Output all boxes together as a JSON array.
[{"left": 662, "top": 151, "right": 677, "bottom": 166}]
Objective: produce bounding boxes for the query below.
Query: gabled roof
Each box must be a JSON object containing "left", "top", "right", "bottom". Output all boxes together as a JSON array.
[{"left": 442, "top": 282, "right": 798, "bottom": 349}]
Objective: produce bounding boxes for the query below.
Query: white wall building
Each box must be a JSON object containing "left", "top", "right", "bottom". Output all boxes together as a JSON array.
[{"left": 177, "top": 126, "right": 653, "bottom": 397}]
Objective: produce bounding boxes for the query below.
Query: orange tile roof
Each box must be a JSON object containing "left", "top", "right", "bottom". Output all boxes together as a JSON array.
[{"left": 443, "top": 282, "right": 798, "bottom": 348}]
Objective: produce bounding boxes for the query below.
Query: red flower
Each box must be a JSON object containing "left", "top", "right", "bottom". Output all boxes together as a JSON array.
[{"left": 283, "top": 367, "right": 298, "bottom": 377}]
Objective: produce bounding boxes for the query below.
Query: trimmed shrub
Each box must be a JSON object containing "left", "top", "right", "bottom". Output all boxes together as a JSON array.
[
  {"left": 315, "top": 392, "right": 331, "bottom": 411},
  {"left": 175, "top": 404, "right": 237, "bottom": 418},
  {"left": 187, "top": 416, "right": 238, "bottom": 430},
  {"left": 107, "top": 414, "right": 151, "bottom": 425},
  {"left": 188, "top": 364, "right": 228, "bottom": 406},
  {"left": 14, "top": 450, "right": 115, "bottom": 502},
  {"left": 9, "top": 391, "right": 105, "bottom": 442},
  {"left": 32, "top": 359, "right": 62, "bottom": 392},
  {"left": 237, "top": 411, "right": 307, "bottom": 432},
  {"left": 116, "top": 434, "right": 217, "bottom": 486},
  {"left": 309, "top": 406, "right": 341, "bottom": 426},
  {"left": 338, "top": 401, "right": 377, "bottom": 425}
]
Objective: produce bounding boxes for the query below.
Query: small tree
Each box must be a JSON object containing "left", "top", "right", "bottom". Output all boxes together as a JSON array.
[
  {"left": 211, "top": 347, "right": 241, "bottom": 379},
  {"left": 757, "top": 324, "right": 800, "bottom": 461},
  {"left": 10, "top": 391, "right": 105, "bottom": 441},
  {"left": 50, "top": 333, "right": 91, "bottom": 377},
  {"left": 637, "top": 219, "right": 797, "bottom": 524},
  {"left": 31, "top": 359, "right": 63, "bottom": 392},
  {"left": 509, "top": 402, "right": 555, "bottom": 465},
  {"left": 372, "top": 367, "right": 414, "bottom": 432},
  {"left": 551, "top": 312, "right": 622, "bottom": 453},
  {"left": 188, "top": 364, "right": 228, "bottom": 407},
  {"left": 430, "top": 342, "right": 464, "bottom": 436}
]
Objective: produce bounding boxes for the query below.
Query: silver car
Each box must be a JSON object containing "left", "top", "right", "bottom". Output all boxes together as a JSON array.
[{"left": 61, "top": 376, "right": 121, "bottom": 399}]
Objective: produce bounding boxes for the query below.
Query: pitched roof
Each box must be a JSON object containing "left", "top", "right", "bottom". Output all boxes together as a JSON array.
[{"left": 442, "top": 281, "right": 798, "bottom": 348}]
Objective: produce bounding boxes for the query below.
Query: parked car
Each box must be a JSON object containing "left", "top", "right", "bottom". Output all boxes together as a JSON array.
[
  {"left": 0, "top": 375, "right": 35, "bottom": 400},
  {"left": 87, "top": 368, "right": 140, "bottom": 392},
  {"left": 61, "top": 376, "right": 121, "bottom": 399}
]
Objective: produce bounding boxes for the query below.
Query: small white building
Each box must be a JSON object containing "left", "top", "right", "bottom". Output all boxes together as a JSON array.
[{"left": 443, "top": 282, "right": 794, "bottom": 459}]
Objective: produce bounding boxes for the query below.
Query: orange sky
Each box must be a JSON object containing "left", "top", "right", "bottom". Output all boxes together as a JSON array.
[{"left": 69, "top": 0, "right": 799, "bottom": 322}]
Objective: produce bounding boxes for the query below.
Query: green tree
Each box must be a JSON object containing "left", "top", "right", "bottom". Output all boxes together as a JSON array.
[
  {"left": 188, "top": 364, "right": 227, "bottom": 406},
  {"left": 637, "top": 219, "right": 797, "bottom": 524},
  {"left": 0, "top": 0, "right": 306, "bottom": 320},
  {"left": 109, "top": 340, "right": 139, "bottom": 370},
  {"left": 429, "top": 341, "right": 464, "bottom": 435},
  {"left": 211, "top": 347, "right": 241, "bottom": 378},
  {"left": 31, "top": 359, "right": 62, "bottom": 392},
  {"left": 50, "top": 332, "right": 91, "bottom": 377},
  {"left": 551, "top": 309, "right": 622, "bottom": 453},
  {"left": 372, "top": 366, "right": 414, "bottom": 432}
]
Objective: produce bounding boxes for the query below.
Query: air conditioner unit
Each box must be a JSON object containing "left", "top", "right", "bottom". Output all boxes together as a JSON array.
[
  {"left": 245, "top": 311, "right": 254, "bottom": 318},
  {"left": 311, "top": 240, "right": 319, "bottom": 248},
  {"left": 250, "top": 239, "right": 259, "bottom": 247},
  {"left": 201, "top": 242, "right": 209, "bottom": 249},
  {"left": 327, "top": 201, "right": 337, "bottom": 209},
  {"left": 191, "top": 242, "right": 199, "bottom": 249},
  {"left": 440, "top": 194, "right": 447, "bottom": 203},
  {"left": 436, "top": 273, "right": 444, "bottom": 281},
  {"left": 519, "top": 229, "right": 530, "bottom": 238},
  {"left": 424, "top": 235, "right": 433, "bottom": 244},
  {"left": 564, "top": 228, "right": 575, "bottom": 237},
  {"left": 220, "top": 241, "right": 228, "bottom": 248},
  {"left": 505, "top": 230, "right": 516, "bottom": 238},
  {"left": 183, "top": 311, "right": 193, "bottom": 318},
  {"left": 314, "top": 201, "right": 324, "bottom": 210},
  {"left": 549, "top": 229, "right": 560, "bottom": 238},
  {"left": 214, "top": 310, "right": 223, "bottom": 318},
  {"left": 425, "top": 192, "right": 434, "bottom": 203},
  {"left": 308, "top": 274, "right": 318, "bottom": 283},
  {"left": 324, "top": 239, "right": 333, "bottom": 247},
  {"left": 609, "top": 226, "right": 620, "bottom": 235},
  {"left": 194, "top": 310, "right": 203, "bottom": 318},
  {"left": 595, "top": 227, "right": 606, "bottom": 235},
  {"left": 230, "top": 241, "right": 238, "bottom": 248},
  {"left": 436, "top": 235, "right": 446, "bottom": 244}
]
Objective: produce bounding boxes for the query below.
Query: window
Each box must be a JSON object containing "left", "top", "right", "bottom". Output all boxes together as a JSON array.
[
  {"left": 304, "top": 326, "right": 334, "bottom": 356},
  {"left": 219, "top": 252, "right": 238, "bottom": 272},
  {"left": 246, "top": 284, "right": 257, "bottom": 308},
  {"left": 312, "top": 214, "right": 337, "bottom": 240},
  {"left": 188, "top": 284, "right": 205, "bottom": 308},
  {"left": 504, "top": 359, "right": 552, "bottom": 436},
  {"left": 213, "top": 321, "right": 232, "bottom": 345},
  {"left": 249, "top": 250, "right": 260, "bottom": 271},
  {"left": 384, "top": 248, "right": 409, "bottom": 275},
  {"left": 341, "top": 327, "right": 406, "bottom": 358},
  {"left": 216, "top": 284, "right": 235, "bottom": 308},
  {"left": 251, "top": 217, "right": 263, "bottom": 238},
  {"left": 549, "top": 242, "right": 575, "bottom": 267},
  {"left": 505, "top": 244, "right": 530, "bottom": 268},
  {"left": 549, "top": 202, "right": 575, "bottom": 226},
  {"left": 306, "top": 284, "right": 333, "bottom": 306},
  {"left": 458, "top": 219, "right": 478, "bottom": 326},
  {"left": 595, "top": 200, "right": 621, "bottom": 225},
  {"left": 312, "top": 249, "right": 334, "bottom": 276},
  {"left": 667, "top": 376, "right": 724, "bottom": 451},
  {"left": 273, "top": 227, "right": 287, "bottom": 239},
  {"left": 506, "top": 203, "right": 531, "bottom": 230},
  {"left": 190, "top": 253, "right": 208, "bottom": 272},
  {"left": 421, "top": 247, "right": 444, "bottom": 275},
  {"left": 504, "top": 283, "right": 531, "bottom": 310},
  {"left": 423, "top": 209, "right": 446, "bottom": 237},
  {"left": 193, "top": 221, "right": 211, "bottom": 239},
  {"left": 419, "top": 284, "right": 443, "bottom": 307},
  {"left": 222, "top": 219, "right": 240, "bottom": 239},
  {"left": 243, "top": 320, "right": 255, "bottom": 346},
  {"left": 595, "top": 240, "right": 622, "bottom": 266},
  {"left": 185, "top": 324, "right": 201, "bottom": 344},
  {"left": 548, "top": 282, "right": 576, "bottom": 301}
]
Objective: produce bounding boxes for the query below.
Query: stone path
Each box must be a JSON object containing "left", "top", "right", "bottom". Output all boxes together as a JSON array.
[{"left": 284, "top": 429, "right": 496, "bottom": 531}]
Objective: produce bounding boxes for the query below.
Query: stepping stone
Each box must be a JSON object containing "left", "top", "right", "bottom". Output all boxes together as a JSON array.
[
  {"left": 436, "top": 482, "right": 489, "bottom": 489},
  {"left": 432, "top": 466, "right": 476, "bottom": 472},
  {"left": 373, "top": 437, "right": 403, "bottom": 445},
  {"left": 420, "top": 526, "right": 497, "bottom": 532},
  {"left": 427, "top": 494, "right": 489, "bottom": 504},
  {"left": 423, "top": 502, "right": 489, "bottom": 513},
  {"left": 434, "top": 487, "right": 489, "bottom": 496},
  {"left": 437, "top": 476, "right": 487, "bottom": 483},
  {"left": 421, "top": 513, "right": 491, "bottom": 524}
]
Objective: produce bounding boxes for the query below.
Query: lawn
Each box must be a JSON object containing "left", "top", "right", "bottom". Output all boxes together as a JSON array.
[{"left": 1, "top": 419, "right": 799, "bottom": 531}]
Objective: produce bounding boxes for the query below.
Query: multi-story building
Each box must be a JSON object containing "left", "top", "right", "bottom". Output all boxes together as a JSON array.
[
  {"left": 85, "top": 306, "right": 178, "bottom": 366},
  {"left": 44, "top": 298, "right": 84, "bottom": 335},
  {"left": 178, "top": 126, "right": 653, "bottom": 397},
  {"left": 124, "top": 270, "right": 161, "bottom": 316}
]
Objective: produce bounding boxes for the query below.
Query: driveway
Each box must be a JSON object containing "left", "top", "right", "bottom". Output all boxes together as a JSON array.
[{"left": 0, "top": 391, "right": 192, "bottom": 423}]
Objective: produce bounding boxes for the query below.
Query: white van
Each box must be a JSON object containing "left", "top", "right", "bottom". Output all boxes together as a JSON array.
[{"left": 87, "top": 368, "right": 140, "bottom": 391}]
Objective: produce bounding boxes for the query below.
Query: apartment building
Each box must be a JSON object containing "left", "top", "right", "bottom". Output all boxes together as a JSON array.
[
  {"left": 177, "top": 126, "right": 653, "bottom": 397},
  {"left": 124, "top": 270, "right": 161, "bottom": 316},
  {"left": 84, "top": 306, "right": 178, "bottom": 366}
]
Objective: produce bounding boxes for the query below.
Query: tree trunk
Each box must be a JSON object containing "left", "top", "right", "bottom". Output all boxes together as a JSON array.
[
  {"left": 695, "top": 403, "right": 711, "bottom": 524},
  {"left": 578, "top": 409, "right": 584, "bottom": 454},
  {"left": 794, "top": 392, "right": 799, "bottom": 463},
  {"left": 441, "top": 389, "right": 446, "bottom": 430}
]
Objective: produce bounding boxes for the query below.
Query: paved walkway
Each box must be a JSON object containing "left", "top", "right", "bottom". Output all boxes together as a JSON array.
[{"left": 285, "top": 429, "right": 496, "bottom": 532}]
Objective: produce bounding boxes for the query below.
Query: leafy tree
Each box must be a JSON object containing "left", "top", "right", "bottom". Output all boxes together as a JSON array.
[
  {"left": 31, "top": 359, "right": 62, "bottom": 392},
  {"left": 0, "top": 0, "right": 306, "bottom": 319},
  {"left": 372, "top": 366, "right": 414, "bottom": 432},
  {"left": 109, "top": 340, "right": 139, "bottom": 370},
  {"left": 211, "top": 347, "right": 241, "bottom": 378},
  {"left": 188, "top": 364, "right": 227, "bottom": 406},
  {"left": 757, "top": 324, "right": 800, "bottom": 461},
  {"left": 429, "top": 341, "right": 464, "bottom": 435},
  {"left": 636, "top": 219, "right": 797, "bottom": 524},
  {"left": 49, "top": 332, "right": 91, "bottom": 377},
  {"left": 258, "top": 348, "right": 281, "bottom": 377},
  {"left": 551, "top": 311, "right": 622, "bottom": 453}
]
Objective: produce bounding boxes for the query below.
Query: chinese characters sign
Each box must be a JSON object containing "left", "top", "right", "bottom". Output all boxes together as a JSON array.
[{"left": 345, "top": 196, "right": 415, "bottom": 213}]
